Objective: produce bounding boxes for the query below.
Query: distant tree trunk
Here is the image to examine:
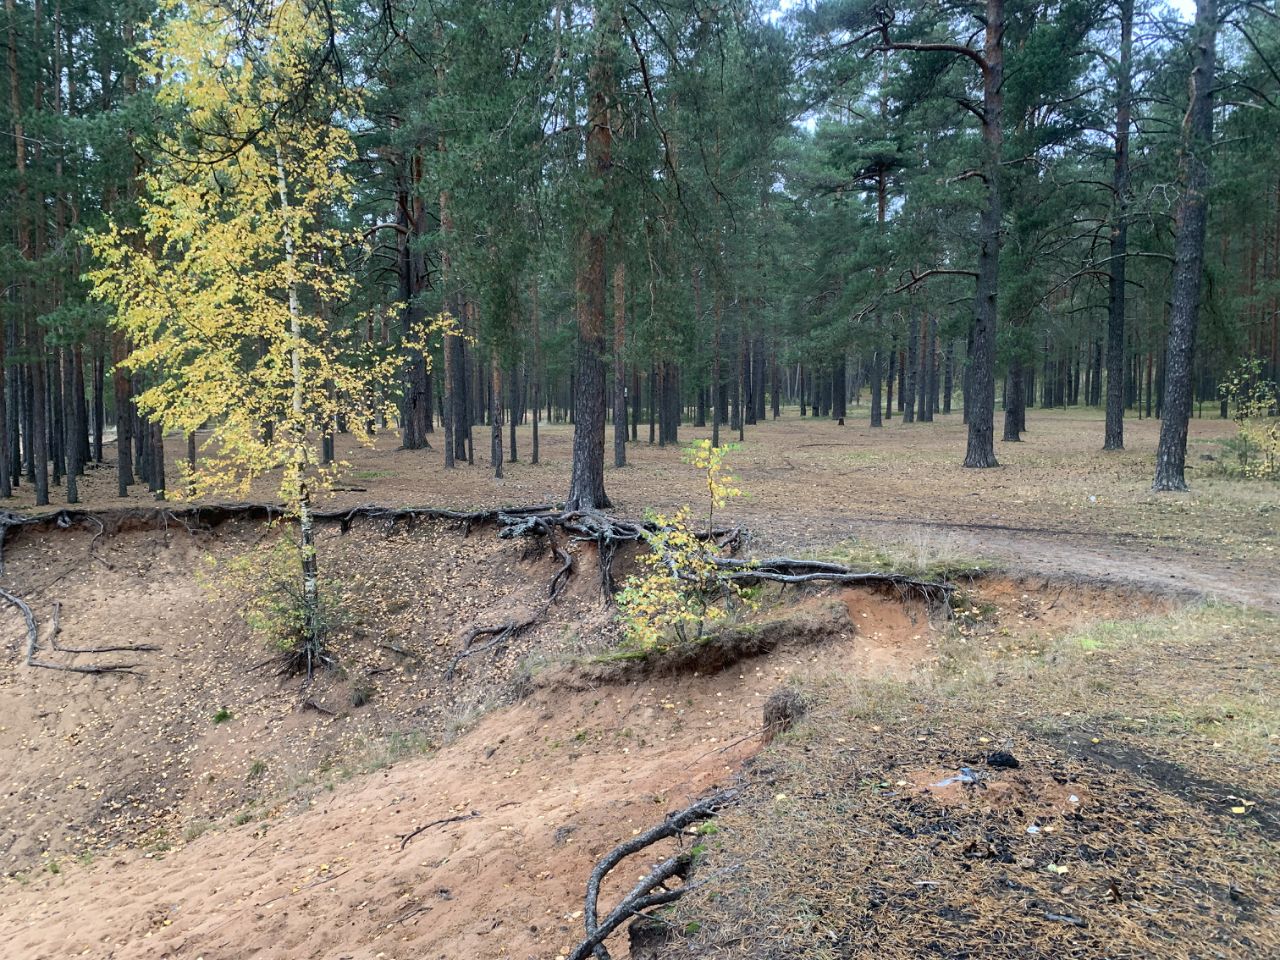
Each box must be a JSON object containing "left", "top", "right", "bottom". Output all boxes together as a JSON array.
[
  {"left": 1153, "top": 0, "right": 1216, "bottom": 490},
  {"left": 397, "top": 166, "right": 431, "bottom": 451},
  {"left": 508, "top": 364, "right": 518, "bottom": 463},
  {"left": 870, "top": 349, "right": 883, "bottom": 427},
  {"left": 771, "top": 349, "right": 781, "bottom": 419},
  {"left": 943, "top": 339, "right": 954, "bottom": 414},
  {"left": 1003, "top": 355, "right": 1024, "bottom": 441},
  {"left": 72, "top": 346, "right": 88, "bottom": 469},
  {"left": 921, "top": 320, "right": 931, "bottom": 419},
  {"left": 884, "top": 346, "right": 894, "bottom": 421},
  {"left": 63, "top": 351, "right": 78, "bottom": 503},
  {"left": 30, "top": 339, "right": 48, "bottom": 506},
  {"left": 322, "top": 388, "right": 335, "bottom": 463},
  {"left": 462, "top": 335, "right": 474, "bottom": 465},
  {"left": 754, "top": 338, "right": 767, "bottom": 422},
  {"left": 665, "top": 362, "right": 680, "bottom": 444},
  {"left": 961, "top": 0, "right": 1003, "bottom": 466},
  {"left": 111, "top": 344, "right": 133, "bottom": 493},
  {"left": 927, "top": 318, "right": 939, "bottom": 419},
  {"left": 0, "top": 329, "right": 8, "bottom": 499},
  {"left": 1105, "top": 0, "right": 1133, "bottom": 458},
  {"left": 1100, "top": 18, "right": 1131, "bottom": 458},
  {"left": 832, "top": 353, "right": 847, "bottom": 422},
  {"left": 149, "top": 420, "right": 165, "bottom": 499},
  {"left": 648, "top": 364, "right": 656, "bottom": 443},
  {"left": 530, "top": 279, "right": 541, "bottom": 465},
  {"left": 490, "top": 356, "right": 503, "bottom": 479},
  {"left": 897, "top": 347, "right": 907, "bottom": 413},
  {"left": 8, "top": 345, "right": 21, "bottom": 488},
  {"left": 630, "top": 367, "right": 640, "bottom": 440},
  {"left": 712, "top": 281, "right": 723, "bottom": 448},
  {"left": 962, "top": 327, "right": 975, "bottom": 426},
  {"left": 904, "top": 316, "right": 918, "bottom": 423},
  {"left": 51, "top": 355, "right": 64, "bottom": 487}
]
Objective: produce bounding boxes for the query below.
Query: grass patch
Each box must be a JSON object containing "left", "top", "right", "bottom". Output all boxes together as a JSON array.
[{"left": 819, "top": 534, "right": 996, "bottom": 581}]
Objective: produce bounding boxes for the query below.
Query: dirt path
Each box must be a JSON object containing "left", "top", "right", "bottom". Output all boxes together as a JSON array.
[{"left": 758, "top": 512, "right": 1280, "bottom": 612}]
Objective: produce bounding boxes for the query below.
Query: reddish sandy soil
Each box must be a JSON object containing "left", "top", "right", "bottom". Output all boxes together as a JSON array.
[{"left": 0, "top": 513, "right": 943, "bottom": 959}]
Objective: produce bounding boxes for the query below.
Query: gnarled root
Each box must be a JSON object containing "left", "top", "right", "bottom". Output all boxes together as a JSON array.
[{"left": 566, "top": 789, "right": 738, "bottom": 960}]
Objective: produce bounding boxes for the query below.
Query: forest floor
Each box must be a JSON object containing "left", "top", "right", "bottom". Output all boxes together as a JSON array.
[
  {"left": 0, "top": 407, "right": 1276, "bottom": 959},
  {"left": 7, "top": 405, "right": 1276, "bottom": 609}
]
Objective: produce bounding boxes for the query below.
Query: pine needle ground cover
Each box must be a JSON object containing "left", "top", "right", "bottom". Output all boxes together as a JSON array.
[
  {"left": 664, "top": 604, "right": 1280, "bottom": 959},
  {"left": 6, "top": 411, "right": 1276, "bottom": 608}
]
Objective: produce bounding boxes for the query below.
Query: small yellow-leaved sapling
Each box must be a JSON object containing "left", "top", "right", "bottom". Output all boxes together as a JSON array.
[{"left": 616, "top": 440, "right": 752, "bottom": 651}]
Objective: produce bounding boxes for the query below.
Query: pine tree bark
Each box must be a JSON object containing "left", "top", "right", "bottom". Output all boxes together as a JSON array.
[
  {"left": 530, "top": 278, "right": 541, "bottom": 465},
  {"left": 612, "top": 258, "right": 626, "bottom": 468},
  {"left": 964, "top": 0, "right": 1003, "bottom": 467},
  {"left": 490, "top": 356, "right": 503, "bottom": 479},
  {"left": 904, "top": 314, "right": 918, "bottom": 423},
  {"left": 712, "top": 279, "right": 723, "bottom": 448},
  {"left": 565, "top": 3, "right": 613, "bottom": 510},
  {"left": 870, "top": 350, "right": 883, "bottom": 427},
  {"left": 1153, "top": 0, "right": 1217, "bottom": 491}
]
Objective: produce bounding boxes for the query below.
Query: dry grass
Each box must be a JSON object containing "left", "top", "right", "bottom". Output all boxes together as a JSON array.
[{"left": 660, "top": 601, "right": 1280, "bottom": 959}]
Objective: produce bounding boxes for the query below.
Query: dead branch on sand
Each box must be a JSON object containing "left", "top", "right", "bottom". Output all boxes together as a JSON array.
[
  {"left": 566, "top": 789, "right": 738, "bottom": 960},
  {"left": 397, "top": 811, "right": 481, "bottom": 850}
]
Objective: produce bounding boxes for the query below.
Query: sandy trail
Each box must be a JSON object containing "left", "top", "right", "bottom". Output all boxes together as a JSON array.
[{"left": 0, "top": 592, "right": 927, "bottom": 960}]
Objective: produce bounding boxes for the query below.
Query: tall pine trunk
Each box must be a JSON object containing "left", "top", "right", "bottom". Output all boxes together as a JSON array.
[
  {"left": 964, "top": 0, "right": 1003, "bottom": 468},
  {"left": 565, "top": 3, "right": 613, "bottom": 510},
  {"left": 1153, "top": 0, "right": 1217, "bottom": 491},
  {"left": 612, "top": 258, "right": 626, "bottom": 468}
]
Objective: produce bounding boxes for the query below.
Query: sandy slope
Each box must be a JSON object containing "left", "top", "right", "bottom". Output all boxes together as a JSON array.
[{"left": 0, "top": 585, "right": 931, "bottom": 960}]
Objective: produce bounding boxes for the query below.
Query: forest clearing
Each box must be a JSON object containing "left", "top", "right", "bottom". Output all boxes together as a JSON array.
[{"left": 3, "top": 0, "right": 1280, "bottom": 957}]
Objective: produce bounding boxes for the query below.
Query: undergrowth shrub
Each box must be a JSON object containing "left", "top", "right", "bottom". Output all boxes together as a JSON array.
[
  {"left": 1215, "top": 360, "right": 1279, "bottom": 479},
  {"left": 203, "top": 534, "right": 347, "bottom": 673},
  {"left": 616, "top": 440, "right": 754, "bottom": 653}
]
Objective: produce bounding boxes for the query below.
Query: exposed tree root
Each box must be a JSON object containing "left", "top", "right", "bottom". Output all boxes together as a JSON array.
[
  {"left": 567, "top": 789, "right": 738, "bottom": 960},
  {"left": 714, "top": 556, "right": 953, "bottom": 603},
  {"left": 1, "top": 590, "right": 144, "bottom": 675},
  {"left": 446, "top": 523, "right": 575, "bottom": 680},
  {"left": 397, "top": 810, "right": 481, "bottom": 850},
  {"left": 47, "top": 601, "right": 160, "bottom": 655},
  {"left": 2, "top": 504, "right": 952, "bottom": 681}
]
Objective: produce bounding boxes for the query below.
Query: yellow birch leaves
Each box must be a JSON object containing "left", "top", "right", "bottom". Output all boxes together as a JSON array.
[{"left": 86, "top": 0, "right": 424, "bottom": 503}]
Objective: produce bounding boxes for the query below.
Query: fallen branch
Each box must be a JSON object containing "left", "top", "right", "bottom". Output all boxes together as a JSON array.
[
  {"left": 397, "top": 810, "right": 480, "bottom": 850},
  {"left": 568, "top": 789, "right": 738, "bottom": 960}
]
